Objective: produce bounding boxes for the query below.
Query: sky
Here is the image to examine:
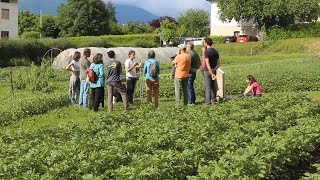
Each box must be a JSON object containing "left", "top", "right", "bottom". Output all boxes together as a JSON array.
[{"left": 111, "top": 0, "right": 211, "bottom": 17}]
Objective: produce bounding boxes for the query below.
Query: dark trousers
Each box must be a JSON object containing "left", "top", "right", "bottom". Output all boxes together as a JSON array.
[
  {"left": 126, "top": 77, "right": 138, "bottom": 104},
  {"left": 89, "top": 87, "right": 104, "bottom": 111},
  {"left": 203, "top": 71, "right": 217, "bottom": 105},
  {"left": 107, "top": 82, "right": 129, "bottom": 112},
  {"left": 188, "top": 72, "right": 197, "bottom": 104}
]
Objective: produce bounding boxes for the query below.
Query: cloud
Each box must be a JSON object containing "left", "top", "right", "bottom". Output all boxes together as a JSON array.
[{"left": 109, "top": 0, "right": 211, "bottom": 17}]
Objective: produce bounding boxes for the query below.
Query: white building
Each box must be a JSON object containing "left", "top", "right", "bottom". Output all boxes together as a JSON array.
[
  {"left": 210, "top": 0, "right": 259, "bottom": 37},
  {"left": 0, "top": 0, "right": 18, "bottom": 39}
]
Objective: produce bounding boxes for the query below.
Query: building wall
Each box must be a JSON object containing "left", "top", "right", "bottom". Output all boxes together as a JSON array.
[
  {"left": 210, "top": 0, "right": 259, "bottom": 37},
  {"left": 0, "top": 0, "right": 18, "bottom": 39}
]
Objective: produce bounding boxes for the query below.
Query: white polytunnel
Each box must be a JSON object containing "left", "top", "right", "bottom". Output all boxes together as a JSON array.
[{"left": 52, "top": 47, "right": 179, "bottom": 68}]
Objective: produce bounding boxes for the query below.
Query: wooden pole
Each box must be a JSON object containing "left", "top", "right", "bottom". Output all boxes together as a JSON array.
[{"left": 10, "top": 69, "right": 13, "bottom": 94}]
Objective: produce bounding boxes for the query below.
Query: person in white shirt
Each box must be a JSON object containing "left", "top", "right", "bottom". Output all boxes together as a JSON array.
[
  {"left": 125, "top": 50, "right": 142, "bottom": 104},
  {"left": 66, "top": 51, "right": 81, "bottom": 104}
]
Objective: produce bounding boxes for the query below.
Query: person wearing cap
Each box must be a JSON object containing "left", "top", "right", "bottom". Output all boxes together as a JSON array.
[
  {"left": 172, "top": 44, "right": 191, "bottom": 106},
  {"left": 203, "top": 37, "right": 221, "bottom": 105},
  {"left": 186, "top": 42, "right": 201, "bottom": 105}
]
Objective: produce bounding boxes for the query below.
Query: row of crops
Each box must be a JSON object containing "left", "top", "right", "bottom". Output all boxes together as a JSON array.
[
  {"left": 0, "top": 56, "right": 319, "bottom": 178},
  {"left": 0, "top": 93, "right": 319, "bottom": 179}
]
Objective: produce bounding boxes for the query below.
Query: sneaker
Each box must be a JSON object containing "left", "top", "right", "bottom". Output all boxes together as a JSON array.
[{"left": 187, "top": 103, "right": 195, "bottom": 106}]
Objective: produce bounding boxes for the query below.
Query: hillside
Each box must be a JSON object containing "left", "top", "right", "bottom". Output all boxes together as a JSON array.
[{"left": 18, "top": 0, "right": 159, "bottom": 23}]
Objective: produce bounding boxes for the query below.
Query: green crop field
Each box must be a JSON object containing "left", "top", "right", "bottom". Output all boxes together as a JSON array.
[{"left": 0, "top": 51, "right": 320, "bottom": 179}]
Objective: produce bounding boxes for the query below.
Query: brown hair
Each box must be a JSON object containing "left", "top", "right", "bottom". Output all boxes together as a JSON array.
[
  {"left": 204, "top": 37, "right": 213, "bottom": 46},
  {"left": 148, "top": 50, "right": 155, "bottom": 59},
  {"left": 128, "top": 50, "right": 135, "bottom": 57},
  {"left": 246, "top": 75, "right": 257, "bottom": 83},
  {"left": 83, "top": 48, "right": 91, "bottom": 57},
  {"left": 73, "top": 51, "right": 81, "bottom": 61},
  {"left": 93, "top": 53, "right": 103, "bottom": 64},
  {"left": 187, "top": 42, "right": 194, "bottom": 50}
]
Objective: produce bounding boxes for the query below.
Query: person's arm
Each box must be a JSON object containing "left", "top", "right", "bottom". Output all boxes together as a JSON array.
[
  {"left": 172, "top": 57, "right": 178, "bottom": 65},
  {"left": 205, "top": 57, "right": 213, "bottom": 75},
  {"left": 243, "top": 85, "right": 253, "bottom": 94},
  {"left": 144, "top": 61, "right": 148, "bottom": 74},
  {"left": 195, "top": 54, "right": 201, "bottom": 69},
  {"left": 66, "top": 60, "right": 74, "bottom": 71},
  {"left": 212, "top": 59, "right": 221, "bottom": 72},
  {"left": 66, "top": 63, "right": 73, "bottom": 71},
  {"left": 98, "top": 65, "right": 104, "bottom": 78},
  {"left": 119, "top": 63, "right": 122, "bottom": 74},
  {"left": 125, "top": 61, "right": 138, "bottom": 73}
]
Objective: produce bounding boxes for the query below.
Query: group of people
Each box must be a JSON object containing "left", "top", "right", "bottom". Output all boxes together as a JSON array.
[
  {"left": 66, "top": 48, "right": 160, "bottom": 112},
  {"left": 66, "top": 37, "right": 262, "bottom": 112}
]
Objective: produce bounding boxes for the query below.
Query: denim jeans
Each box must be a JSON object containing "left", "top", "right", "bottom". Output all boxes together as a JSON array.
[
  {"left": 175, "top": 77, "right": 189, "bottom": 106},
  {"left": 188, "top": 72, "right": 197, "bottom": 104},
  {"left": 79, "top": 80, "right": 89, "bottom": 107}
]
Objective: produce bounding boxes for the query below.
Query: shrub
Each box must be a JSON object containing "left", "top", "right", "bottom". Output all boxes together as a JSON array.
[
  {"left": 20, "top": 31, "right": 41, "bottom": 39},
  {"left": 0, "top": 34, "right": 160, "bottom": 67},
  {"left": 209, "top": 36, "right": 224, "bottom": 44},
  {"left": 267, "top": 23, "right": 320, "bottom": 41}
]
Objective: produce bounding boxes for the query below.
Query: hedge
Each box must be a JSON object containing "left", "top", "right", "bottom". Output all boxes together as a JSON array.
[
  {"left": 267, "top": 23, "right": 320, "bottom": 41},
  {"left": 0, "top": 34, "right": 160, "bottom": 67}
]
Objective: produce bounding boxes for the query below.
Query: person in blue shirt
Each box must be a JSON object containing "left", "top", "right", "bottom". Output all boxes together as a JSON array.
[
  {"left": 89, "top": 53, "right": 105, "bottom": 111},
  {"left": 143, "top": 50, "right": 160, "bottom": 109}
]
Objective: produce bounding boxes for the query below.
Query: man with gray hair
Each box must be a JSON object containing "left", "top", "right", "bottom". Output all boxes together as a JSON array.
[
  {"left": 186, "top": 42, "right": 201, "bottom": 105},
  {"left": 172, "top": 44, "right": 191, "bottom": 106}
]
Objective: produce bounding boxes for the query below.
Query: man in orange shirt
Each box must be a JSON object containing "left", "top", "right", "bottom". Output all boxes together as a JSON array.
[{"left": 172, "top": 44, "right": 191, "bottom": 105}]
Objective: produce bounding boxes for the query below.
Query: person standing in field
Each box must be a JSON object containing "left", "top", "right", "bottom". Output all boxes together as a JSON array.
[
  {"left": 125, "top": 50, "right": 142, "bottom": 104},
  {"left": 79, "top": 48, "right": 91, "bottom": 108},
  {"left": 186, "top": 42, "right": 201, "bottom": 105},
  {"left": 89, "top": 53, "right": 105, "bottom": 111},
  {"left": 144, "top": 50, "right": 160, "bottom": 109},
  {"left": 106, "top": 50, "right": 129, "bottom": 112},
  {"left": 66, "top": 51, "right": 81, "bottom": 104},
  {"left": 203, "top": 37, "right": 221, "bottom": 105},
  {"left": 172, "top": 44, "right": 191, "bottom": 106}
]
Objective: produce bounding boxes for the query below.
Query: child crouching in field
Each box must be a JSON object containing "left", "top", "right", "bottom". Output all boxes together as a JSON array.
[{"left": 242, "top": 75, "right": 262, "bottom": 97}]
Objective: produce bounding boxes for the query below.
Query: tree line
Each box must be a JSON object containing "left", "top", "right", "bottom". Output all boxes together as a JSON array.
[{"left": 19, "top": 0, "right": 210, "bottom": 44}]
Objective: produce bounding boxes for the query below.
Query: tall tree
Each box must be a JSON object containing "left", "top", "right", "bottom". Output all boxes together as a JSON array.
[
  {"left": 57, "top": 0, "right": 111, "bottom": 37},
  {"left": 18, "top": 10, "right": 39, "bottom": 35},
  {"left": 149, "top": 16, "right": 176, "bottom": 29},
  {"left": 206, "top": 0, "right": 320, "bottom": 30},
  {"left": 160, "top": 19, "right": 178, "bottom": 45},
  {"left": 106, "top": 0, "right": 117, "bottom": 23},
  {"left": 41, "top": 15, "right": 61, "bottom": 38},
  {"left": 121, "top": 22, "right": 153, "bottom": 34},
  {"left": 177, "top": 9, "right": 210, "bottom": 37}
]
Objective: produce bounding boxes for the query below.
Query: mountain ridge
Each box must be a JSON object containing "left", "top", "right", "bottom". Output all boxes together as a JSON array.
[{"left": 18, "top": 0, "right": 159, "bottom": 23}]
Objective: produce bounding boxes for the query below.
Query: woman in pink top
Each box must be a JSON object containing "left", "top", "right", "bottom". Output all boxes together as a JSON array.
[{"left": 243, "top": 75, "right": 262, "bottom": 97}]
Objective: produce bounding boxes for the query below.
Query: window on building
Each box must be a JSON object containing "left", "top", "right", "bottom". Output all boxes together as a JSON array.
[
  {"left": 1, "top": 9, "right": 9, "bottom": 19},
  {"left": 1, "top": 0, "right": 10, "bottom": 3},
  {"left": 1, "top": 31, "right": 9, "bottom": 39}
]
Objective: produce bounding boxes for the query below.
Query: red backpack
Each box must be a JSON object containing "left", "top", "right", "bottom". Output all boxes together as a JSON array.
[{"left": 87, "top": 69, "right": 97, "bottom": 82}]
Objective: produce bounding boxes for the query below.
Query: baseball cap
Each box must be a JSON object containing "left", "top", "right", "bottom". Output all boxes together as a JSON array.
[{"left": 178, "top": 44, "right": 186, "bottom": 49}]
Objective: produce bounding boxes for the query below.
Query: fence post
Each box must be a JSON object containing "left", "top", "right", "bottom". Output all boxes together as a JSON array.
[{"left": 10, "top": 69, "right": 13, "bottom": 94}]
